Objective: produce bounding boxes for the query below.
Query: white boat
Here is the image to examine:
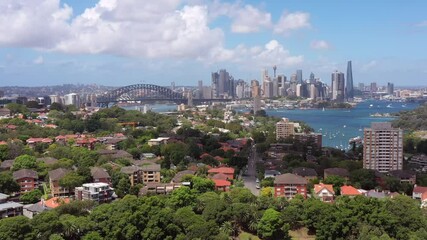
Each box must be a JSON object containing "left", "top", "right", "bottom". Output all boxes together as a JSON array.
[
  {"left": 322, "top": 107, "right": 325, "bottom": 111},
  {"left": 369, "top": 104, "right": 373, "bottom": 108},
  {"left": 386, "top": 104, "right": 392, "bottom": 108}
]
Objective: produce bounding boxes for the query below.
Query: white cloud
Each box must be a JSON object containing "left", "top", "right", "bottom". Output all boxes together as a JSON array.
[
  {"left": 0, "top": 0, "right": 304, "bottom": 69},
  {"left": 310, "top": 40, "right": 331, "bottom": 50},
  {"left": 33, "top": 56, "right": 44, "bottom": 64},
  {"left": 415, "top": 20, "right": 427, "bottom": 27},
  {"left": 0, "top": 0, "right": 72, "bottom": 48},
  {"left": 361, "top": 60, "right": 377, "bottom": 71},
  {"left": 230, "top": 5, "right": 272, "bottom": 33},
  {"left": 0, "top": 0, "right": 225, "bottom": 60},
  {"left": 274, "top": 11, "right": 311, "bottom": 34}
]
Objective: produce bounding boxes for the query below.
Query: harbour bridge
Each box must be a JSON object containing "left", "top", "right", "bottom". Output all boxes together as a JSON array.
[{"left": 96, "top": 84, "right": 231, "bottom": 108}]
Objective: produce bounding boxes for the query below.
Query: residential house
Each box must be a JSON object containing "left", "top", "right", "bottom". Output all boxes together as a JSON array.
[
  {"left": 0, "top": 160, "right": 14, "bottom": 171},
  {"left": 340, "top": 185, "right": 362, "bottom": 197},
  {"left": 408, "top": 154, "right": 427, "bottom": 172},
  {"left": 23, "top": 202, "right": 49, "bottom": 219},
  {"left": 292, "top": 167, "right": 318, "bottom": 181},
  {"left": 388, "top": 170, "right": 416, "bottom": 185},
  {"left": 413, "top": 185, "right": 427, "bottom": 200},
  {"left": 265, "top": 170, "right": 281, "bottom": 179},
  {"left": 209, "top": 173, "right": 232, "bottom": 191},
  {"left": 274, "top": 173, "right": 308, "bottom": 199},
  {"left": 212, "top": 179, "right": 231, "bottom": 192},
  {"left": 140, "top": 164, "right": 161, "bottom": 183},
  {"left": 90, "top": 167, "right": 111, "bottom": 186},
  {"left": 26, "top": 138, "right": 53, "bottom": 148},
  {"left": 171, "top": 170, "right": 196, "bottom": 183},
  {"left": 140, "top": 182, "right": 182, "bottom": 196},
  {"left": 75, "top": 183, "right": 115, "bottom": 203},
  {"left": 48, "top": 168, "right": 70, "bottom": 197},
  {"left": 147, "top": 137, "right": 170, "bottom": 146},
  {"left": 324, "top": 168, "right": 350, "bottom": 180},
  {"left": 43, "top": 197, "right": 70, "bottom": 208},
  {"left": 0, "top": 193, "right": 23, "bottom": 219},
  {"left": 13, "top": 169, "right": 38, "bottom": 193},
  {"left": 314, "top": 183, "right": 335, "bottom": 202},
  {"left": 208, "top": 167, "right": 235, "bottom": 180},
  {"left": 75, "top": 138, "right": 98, "bottom": 150},
  {"left": 120, "top": 166, "right": 142, "bottom": 186}
]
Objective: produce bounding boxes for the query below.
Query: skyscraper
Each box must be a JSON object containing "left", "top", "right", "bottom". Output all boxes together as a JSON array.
[
  {"left": 387, "top": 82, "right": 394, "bottom": 95},
  {"left": 309, "top": 72, "right": 315, "bottom": 84},
  {"left": 198, "top": 80, "right": 203, "bottom": 99},
  {"left": 331, "top": 71, "right": 345, "bottom": 101},
  {"left": 363, "top": 122, "right": 403, "bottom": 173},
  {"left": 345, "top": 61, "right": 354, "bottom": 101},
  {"left": 296, "top": 70, "right": 303, "bottom": 84}
]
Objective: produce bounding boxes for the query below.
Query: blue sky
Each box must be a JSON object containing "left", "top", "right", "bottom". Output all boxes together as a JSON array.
[{"left": 0, "top": 0, "right": 426, "bottom": 87}]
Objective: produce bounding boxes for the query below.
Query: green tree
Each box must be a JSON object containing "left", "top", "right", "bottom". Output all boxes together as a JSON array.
[
  {"left": 257, "top": 208, "right": 287, "bottom": 239},
  {"left": 350, "top": 169, "right": 377, "bottom": 189},
  {"left": 12, "top": 154, "right": 38, "bottom": 171},
  {"left": 0, "top": 216, "right": 34, "bottom": 240},
  {"left": 59, "top": 172, "right": 85, "bottom": 195},
  {"left": 0, "top": 172, "right": 20, "bottom": 194},
  {"left": 20, "top": 189, "right": 43, "bottom": 204},
  {"left": 192, "top": 176, "right": 215, "bottom": 193},
  {"left": 115, "top": 177, "right": 131, "bottom": 198},
  {"left": 49, "top": 102, "right": 64, "bottom": 112},
  {"left": 323, "top": 175, "right": 346, "bottom": 195}
]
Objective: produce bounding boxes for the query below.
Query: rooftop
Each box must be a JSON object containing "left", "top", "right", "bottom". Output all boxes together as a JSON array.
[
  {"left": 341, "top": 185, "right": 362, "bottom": 196},
  {"left": 274, "top": 173, "right": 307, "bottom": 185},
  {"left": 13, "top": 169, "right": 38, "bottom": 180}
]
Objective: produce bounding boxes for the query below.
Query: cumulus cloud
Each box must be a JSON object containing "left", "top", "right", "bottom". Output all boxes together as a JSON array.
[
  {"left": 310, "top": 40, "right": 331, "bottom": 50},
  {"left": 0, "top": 0, "right": 224, "bottom": 60},
  {"left": 230, "top": 5, "right": 272, "bottom": 33},
  {"left": 0, "top": 0, "right": 304, "bottom": 68},
  {"left": 274, "top": 11, "right": 311, "bottom": 34},
  {"left": 0, "top": 0, "right": 72, "bottom": 48},
  {"left": 33, "top": 56, "right": 44, "bottom": 65}
]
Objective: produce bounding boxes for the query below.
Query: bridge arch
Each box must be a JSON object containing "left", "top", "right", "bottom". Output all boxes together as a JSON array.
[{"left": 96, "top": 84, "right": 187, "bottom": 107}]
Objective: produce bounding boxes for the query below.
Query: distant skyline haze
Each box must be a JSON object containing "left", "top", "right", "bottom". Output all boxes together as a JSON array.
[{"left": 0, "top": 0, "right": 426, "bottom": 87}]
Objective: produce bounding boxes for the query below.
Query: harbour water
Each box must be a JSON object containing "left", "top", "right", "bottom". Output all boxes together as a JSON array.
[{"left": 266, "top": 100, "right": 419, "bottom": 149}]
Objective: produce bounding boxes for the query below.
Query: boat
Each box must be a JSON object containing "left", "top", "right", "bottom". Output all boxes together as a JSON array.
[
  {"left": 386, "top": 104, "right": 392, "bottom": 108},
  {"left": 369, "top": 104, "right": 373, "bottom": 108},
  {"left": 322, "top": 107, "right": 325, "bottom": 111},
  {"left": 402, "top": 104, "right": 407, "bottom": 107}
]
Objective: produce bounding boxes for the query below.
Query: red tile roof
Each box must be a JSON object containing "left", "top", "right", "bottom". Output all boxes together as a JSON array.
[
  {"left": 340, "top": 185, "right": 362, "bottom": 196},
  {"left": 413, "top": 185, "right": 427, "bottom": 194},
  {"left": 210, "top": 173, "right": 229, "bottom": 180},
  {"left": 44, "top": 197, "right": 70, "bottom": 208},
  {"left": 314, "top": 183, "right": 334, "bottom": 194},
  {"left": 212, "top": 179, "right": 231, "bottom": 187},
  {"left": 208, "top": 167, "right": 235, "bottom": 175},
  {"left": 0, "top": 141, "right": 7, "bottom": 145},
  {"left": 26, "top": 138, "right": 53, "bottom": 144}
]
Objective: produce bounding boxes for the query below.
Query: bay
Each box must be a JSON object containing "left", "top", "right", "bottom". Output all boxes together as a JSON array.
[{"left": 265, "top": 100, "right": 419, "bottom": 149}]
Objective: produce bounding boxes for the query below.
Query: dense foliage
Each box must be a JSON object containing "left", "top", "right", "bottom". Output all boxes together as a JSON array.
[
  {"left": 393, "top": 103, "right": 427, "bottom": 131},
  {"left": 0, "top": 188, "right": 426, "bottom": 240}
]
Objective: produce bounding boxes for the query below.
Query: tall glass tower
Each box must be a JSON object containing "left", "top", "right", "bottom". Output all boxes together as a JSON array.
[{"left": 346, "top": 61, "right": 354, "bottom": 100}]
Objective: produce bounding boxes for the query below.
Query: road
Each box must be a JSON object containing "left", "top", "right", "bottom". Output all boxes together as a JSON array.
[{"left": 242, "top": 143, "right": 260, "bottom": 196}]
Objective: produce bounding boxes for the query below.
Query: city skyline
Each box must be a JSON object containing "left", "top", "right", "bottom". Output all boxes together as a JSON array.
[{"left": 1, "top": 0, "right": 427, "bottom": 87}]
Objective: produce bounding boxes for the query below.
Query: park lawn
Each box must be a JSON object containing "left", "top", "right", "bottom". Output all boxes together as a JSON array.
[
  {"left": 238, "top": 232, "right": 260, "bottom": 240},
  {"left": 289, "top": 227, "right": 316, "bottom": 240}
]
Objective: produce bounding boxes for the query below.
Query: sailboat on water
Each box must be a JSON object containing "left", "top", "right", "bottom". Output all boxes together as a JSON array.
[{"left": 322, "top": 107, "right": 325, "bottom": 111}]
